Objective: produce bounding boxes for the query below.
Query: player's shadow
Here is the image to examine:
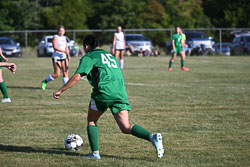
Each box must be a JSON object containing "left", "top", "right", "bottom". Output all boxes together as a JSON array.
[
  {"left": 0, "top": 144, "right": 80, "bottom": 156},
  {"left": 0, "top": 144, "right": 154, "bottom": 161},
  {"left": 8, "top": 86, "right": 42, "bottom": 90}
]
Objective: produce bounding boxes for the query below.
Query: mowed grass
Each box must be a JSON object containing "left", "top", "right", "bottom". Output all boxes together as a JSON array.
[{"left": 0, "top": 55, "right": 250, "bottom": 167}]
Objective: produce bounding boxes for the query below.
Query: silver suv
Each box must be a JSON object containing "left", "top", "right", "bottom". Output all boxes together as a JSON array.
[
  {"left": 125, "top": 34, "right": 152, "bottom": 53},
  {"left": 37, "top": 36, "right": 75, "bottom": 57}
]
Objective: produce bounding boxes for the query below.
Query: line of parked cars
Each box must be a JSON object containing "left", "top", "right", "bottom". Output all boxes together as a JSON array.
[{"left": 1, "top": 30, "right": 250, "bottom": 57}]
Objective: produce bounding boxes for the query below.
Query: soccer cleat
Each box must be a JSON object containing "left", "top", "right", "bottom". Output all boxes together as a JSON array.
[
  {"left": 181, "top": 67, "right": 189, "bottom": 71},
  {"left": 41, "top": 80, "right": 47, "bottom": 90},
  {"left": 1, "top": 98, "right": 11, "bottom": 103},
  {"left": 168, "top": 68, "right": 172, "bottom": 71},
  {"left": 151, "top": 133, "right": 164, "bottom": 158},
  {"left": 81, "top": 153, "right": 101, "bottom": 160}
]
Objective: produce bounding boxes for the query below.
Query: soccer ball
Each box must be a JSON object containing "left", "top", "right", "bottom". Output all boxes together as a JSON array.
[{"left": 64, "top": 134, "right": 83, "bottom": 151}]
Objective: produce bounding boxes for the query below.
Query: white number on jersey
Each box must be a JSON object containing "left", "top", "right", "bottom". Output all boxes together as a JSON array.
[{"left": 101, "top": 54, "right": 118, "bottom": 68}]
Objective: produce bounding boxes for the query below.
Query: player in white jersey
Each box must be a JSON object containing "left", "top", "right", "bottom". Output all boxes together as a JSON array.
[
  {"left": 41, "top": 25, "right": 71, "bottom": 90},
  {"left": 112, "top": 26, "right": 126, "bottom": 69}
]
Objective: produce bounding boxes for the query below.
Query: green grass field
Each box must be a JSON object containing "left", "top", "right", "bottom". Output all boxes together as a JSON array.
[{"left": 0, "top": 55, "right": 250, "bottom": 167}]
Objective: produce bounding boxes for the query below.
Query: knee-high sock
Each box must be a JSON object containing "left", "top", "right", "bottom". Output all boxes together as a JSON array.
[
  {"left": 120, "top": 59, "right": 124, "bottom": 69},
  {"left": 45, "top": 74, "right": 54, "bottom": 83},
  {"left": 131, "top": 124, "right": 152, "bottom": 141},
  {"left": 181, "top": 59, "right": 185, "bottom": 67},
  {"left": 0, "top": 81, "right": 8, "bottom": 98},
  {"left": 169, "top": 61, "right": 173, "bottom": 68},
  {"left": 87, "top": 125, "right": 99, "bottom": 152},
  {"left": 63, "top": 77, "right": 69, "bottom": 85}
]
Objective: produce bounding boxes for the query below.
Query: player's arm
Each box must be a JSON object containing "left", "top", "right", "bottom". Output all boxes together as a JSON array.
[
  {"left": 172, "top": 40, "right": 176, "bottom": 52},
  {"left": 112, "top": 35, "right": 116, "bottom": 54},
  {"left": 0, "top": 62, "right": 16, "bottom": 73},
  {"left": 0, "top": 48, "right": 8, "bottom": 62},
  {"left": 53, "top": 73, "right": 81, "bottom": 99},
  {"left": 65, "top": 43, "right": 71, "bottom": 61}
]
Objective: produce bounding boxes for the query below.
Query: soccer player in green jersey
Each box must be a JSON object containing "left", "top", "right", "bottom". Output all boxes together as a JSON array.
[
  {"left": 53, "top": 35, "right": 164, "bottom": 159},
  {"left": 0, "top": 47, "right": 16, "bottom": 103},
  {"left": 168, "top": 26, "right": 189, "bottom": 71}
]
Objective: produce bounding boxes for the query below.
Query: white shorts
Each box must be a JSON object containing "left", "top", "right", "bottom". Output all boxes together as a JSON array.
[{"left": 52, "top": 52, "right": 67, "bottom": 62}]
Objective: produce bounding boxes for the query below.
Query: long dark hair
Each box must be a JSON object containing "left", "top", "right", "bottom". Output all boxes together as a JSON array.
[{"left": 83, "top": 35, "right": 99, "bottom": 52}]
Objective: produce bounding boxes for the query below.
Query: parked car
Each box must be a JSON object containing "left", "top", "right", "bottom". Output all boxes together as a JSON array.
[
  {"left": 185, "top": 32, "right": 215, "bottom": 55},
  {"left": 215, "top": 43, "right": 232, "bottom": 56},
  {"left": 37, "top": 36, "right": 75, "bottom": 57},
  {"left": 0, "top": 37, "right": 22, "bottom": 57},
  {"left": 231, "top": 33, "right": 250, "bottom": 55},
  {"left": 125, "top": 34, "right": 152, "bottom": 53},
  {"left": 165, "top": 32, "right": 215, "bottom": 56}
]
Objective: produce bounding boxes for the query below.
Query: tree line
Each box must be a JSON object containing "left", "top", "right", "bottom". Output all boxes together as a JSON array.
[{"left": 0, "top": 0, "right": 249, "bottom": 31}]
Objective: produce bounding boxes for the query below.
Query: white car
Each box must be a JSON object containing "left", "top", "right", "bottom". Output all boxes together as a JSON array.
[
  {"left": 125, "top": 34, "right": 152, "bottom": 53},
  {"left": 37, "top": 36, "right": 75, "bottom": 57}
]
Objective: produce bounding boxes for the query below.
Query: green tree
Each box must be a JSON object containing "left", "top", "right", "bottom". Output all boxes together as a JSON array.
[{"left": 42, "top": 0, "right": 90, "bottom": 29}]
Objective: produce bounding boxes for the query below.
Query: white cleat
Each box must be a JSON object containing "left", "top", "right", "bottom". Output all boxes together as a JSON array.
[
  {"left": 151, "top": 133, "right": 164, "bottom": 158},
  {"left": 81, "top": 153, "right": 101, "bottom": 160},
  {"left": 1, "top": 98, "right": 11, "bottom": 103}
]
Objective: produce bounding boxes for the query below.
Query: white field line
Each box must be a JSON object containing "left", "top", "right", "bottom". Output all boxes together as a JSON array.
[{"left": 125, "top": 82, "right": 250, "bottom": 90}]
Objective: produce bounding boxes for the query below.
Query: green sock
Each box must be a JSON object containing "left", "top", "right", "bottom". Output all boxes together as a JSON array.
[
  {"left": 131, "top": 124, "right": 152, "bottom": 141},
  {"left": 181, "top": 59, "right": 185, "bottom": 67},
  {"left": 169, "top": 61, "right": 173, "bottom": 68},
  {"left": 0, "top": 81, "right": 8, "bottom": 98},
  {"left": 87, "top": 125, "right": 99, "bottom": 152}
]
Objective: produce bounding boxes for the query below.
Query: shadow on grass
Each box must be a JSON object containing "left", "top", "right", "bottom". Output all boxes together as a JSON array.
[
  {"left": 0, "top": 144, "right": 154, "bottom": 161},
  {"left": 8, "top": 86, "right": 43, "bottom": 90}
]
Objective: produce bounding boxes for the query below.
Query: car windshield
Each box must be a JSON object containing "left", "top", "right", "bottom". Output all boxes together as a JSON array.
[
  {"left": 125, "top": 35, "right": 147, "bottom": 41},
  {"left": 186, "top": 33, "right": 207, "bottom": 40},
  {"left": 246, "top": 36, "right": 250, "bottom": 42},
  {"left": 0, "top": 38, "right": 15, "bottom": 45},
  {"left": 47, "top": 38, "right": 53, "bottom": 43}
]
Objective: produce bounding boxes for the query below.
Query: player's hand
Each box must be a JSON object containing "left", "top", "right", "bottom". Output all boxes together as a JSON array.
[
  {"left": 112, "top": 48, "right": 115, "bottom": 54},
  {"left": 68, "top": 56, "right": 71, "bottom": 62},
  {"left": 53, "top": 91, "right": 62, "bottom": 99},
  {"left": 7, "top": 63, "right": 16, "bottom": 74}
]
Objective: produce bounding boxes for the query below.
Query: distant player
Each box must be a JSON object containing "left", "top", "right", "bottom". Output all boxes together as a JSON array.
[
  {"left": 112, "top": 25, "right": 126, "bottom": 69},
  {"left": 0, "top": 47, "right": 16, "bottom": 103},
  {"left": 41, "top": 25, "right": 71, "bottom": 90},
  {"left": 168, "top": 26, "right": 189, "bottom": 71},
  {"left": 53, "top": 35, "right": 164, "bottom": 159}
]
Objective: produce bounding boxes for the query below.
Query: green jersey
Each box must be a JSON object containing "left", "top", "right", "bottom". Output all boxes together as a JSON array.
[
  {"left": 75, "top": 49, "right": 129, "bottom": 103},
  {"left": 171, "top": 33, "right": 182, "bottom": 48}
]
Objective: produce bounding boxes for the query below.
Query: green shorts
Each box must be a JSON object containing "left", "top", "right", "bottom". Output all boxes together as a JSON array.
[
  {"left": 90, "top": 98, "right": 131, "bottom": 115},
  {"left": 172, "top": 46, "right": 183, "bottom": 54},
  {"left": 0, "top": 57, "right": 3, "bottom": 69}
]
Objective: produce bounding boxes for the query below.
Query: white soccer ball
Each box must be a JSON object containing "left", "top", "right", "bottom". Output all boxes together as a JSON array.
[{"left": 64, "top": 134, "right": 83, "bottom": 151}]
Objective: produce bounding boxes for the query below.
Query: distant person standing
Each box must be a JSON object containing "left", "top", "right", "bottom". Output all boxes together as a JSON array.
[
  {"left": 0, "top": 47, "right": 16, "bottom": 103},
  {"left": 112, "top": 26, "right": 126, "bottom": 69},
  {"left": 41, "top": 25, "right": 71, "bottom": 90},
  {"left": 168, "top": 26, "right": 189, "bottom": 71}
]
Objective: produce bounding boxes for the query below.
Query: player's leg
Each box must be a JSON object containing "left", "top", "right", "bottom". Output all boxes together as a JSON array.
[
  {"left": 0, "top": 69, "right": 11, "bottom": 103},
  {"left": 41, "top": 60, "right": 61, "bottom": 90},
  {"left": 168, "top": 52, "right": 176, "bottom": 71},
  {"left": 82, "top": 100, "right": 104, "bottom": 159},
  {"left": 114, "top": 50, "right": 120, "bottom": 60},
  {"left": 61, "top": 59, "right": 69, "bottom": 85},
  {"left": 119, "top": 50, "right": 125, "bottom": 69},
  {"left": 180, "top": 51, "right": 189, "bottom": 71},
  {"left": 114, "top": 110, "right": 164, "bottom": 158}
]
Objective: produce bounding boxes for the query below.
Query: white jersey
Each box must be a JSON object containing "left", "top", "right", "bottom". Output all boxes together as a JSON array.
[
  {"left": 114, "top": 32, "right": 125, "bottom": 50},
  {"left": 52, "top": 35, "right": 67, "bottom": 61}
]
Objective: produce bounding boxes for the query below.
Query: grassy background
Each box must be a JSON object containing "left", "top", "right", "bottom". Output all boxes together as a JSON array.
[{"left": 0, "top": 55, "right": 249, "bottom": 167}]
